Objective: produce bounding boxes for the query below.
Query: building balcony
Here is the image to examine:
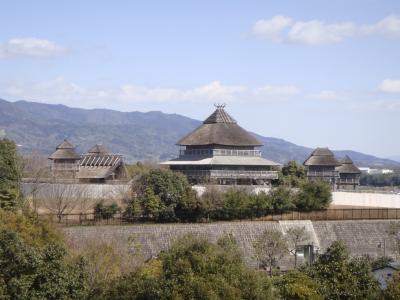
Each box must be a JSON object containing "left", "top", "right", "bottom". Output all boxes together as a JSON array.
[
  {"left": 179, "top": 149, "right": 262, "bottom": 157},
  {"left": 181, "top": 169, "right": 279, "bottom": 180},
  {"left": 338, "top": 178, "right": 360, "bottom": 184},
  {"left": 307, "top": 171, "right": 339, "bottom": 178}
]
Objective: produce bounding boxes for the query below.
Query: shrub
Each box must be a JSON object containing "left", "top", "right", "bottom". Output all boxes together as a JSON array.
[
  {"left": 94, "top": 202, "right": 121, "bottom": 220},
  {"left": 295, "top": 181, "right": 332, "bottom": 211}
]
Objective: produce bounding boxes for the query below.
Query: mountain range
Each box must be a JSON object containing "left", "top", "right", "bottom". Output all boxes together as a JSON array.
[{"left": 0, "top": 98, "right": 399, "bottom": 168}]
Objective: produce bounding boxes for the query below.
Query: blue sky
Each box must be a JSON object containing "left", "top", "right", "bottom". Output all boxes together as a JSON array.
[{"left": 1, "top": 0, "right": 400, "bottom": 158}]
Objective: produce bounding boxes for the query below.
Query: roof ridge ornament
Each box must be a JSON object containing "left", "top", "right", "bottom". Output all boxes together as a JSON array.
[{"left": 214, "top": 103, "right": 226, "bottom": 109}]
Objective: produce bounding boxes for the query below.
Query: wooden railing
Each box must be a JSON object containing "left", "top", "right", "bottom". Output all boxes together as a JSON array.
[
  {"left": 179, "top": 149, "right": 262, "bottom": 157},
  {"left": 307, "top": 171, "right": 339, "bottom": 177},
  {"left": 182, "top": 170, "right": 278, "bottom": 179}
]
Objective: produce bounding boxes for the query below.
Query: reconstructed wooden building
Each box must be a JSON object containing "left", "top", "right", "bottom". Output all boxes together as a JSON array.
[
  {"left": 336, "top": 155, "right": 361, "bottom": 190},
  {"left": 48, "top": 142, "right": 128, "bottom": 183},
  {"left": 303, "top": 147, "right": 341, "bottom": 188},
  {"left": 48, "top": 139, "right": 80, "bottom": 178},
  {"left": 304, "top": 147, "right": 361, "bottom": 190},
  {"left": 76, "top": 144, "right": 128, "bottom": 183},
  {"left": 162, "top": 105, "right": 280, "bottom": 185}
]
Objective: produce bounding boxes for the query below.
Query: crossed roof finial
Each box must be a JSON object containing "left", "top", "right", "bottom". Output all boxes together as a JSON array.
[{"left": 214, "top": 103, "right": 226, "bottom": 109}]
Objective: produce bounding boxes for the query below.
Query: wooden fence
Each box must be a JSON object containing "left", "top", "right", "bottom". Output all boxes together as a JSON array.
[{"left": 40, "top": 208, "right": 400, "bottom": 226}]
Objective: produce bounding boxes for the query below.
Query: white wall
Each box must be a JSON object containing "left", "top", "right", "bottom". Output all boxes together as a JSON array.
[{"left": 332, "top": 191, "right": 400, "bottom": 208}]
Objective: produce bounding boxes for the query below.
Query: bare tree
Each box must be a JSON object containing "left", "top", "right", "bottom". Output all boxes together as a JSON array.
[
  {"left": 286, "top": 226, "right": 310, "bottom": 268},
  {"left": 253, "top": 228, "right": 287, "bottom": 277},
  {"left": 22, "top": 153, "right": 51, "bottom": 212},
  {"left": 38, "top": 183, "right": 89, "bottom": 222}
]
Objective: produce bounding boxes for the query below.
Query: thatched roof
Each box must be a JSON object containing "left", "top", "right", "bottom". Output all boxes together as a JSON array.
[
  {"left": 336, "top": 155, "right": 361, "bottom": 174},
  {"left": 49, "top": 139, "right": 80, "bottom": 160},
  {"left": 88, "top": 144, "right": 109, "bottom": 155},
  {"left": 77, "top": 154, "right": 123, "bottom": 179},
  {"left": 177, "top": 107, "right": 262, "bottom": 147},
  {"left": 303, "top": 147, "right": 341, "bottom": 166}
]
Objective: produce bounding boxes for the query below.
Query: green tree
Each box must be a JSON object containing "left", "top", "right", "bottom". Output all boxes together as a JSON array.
[
  {"left": 305, "top": 241, "right": 379, "bottom": 299},
  {"left": 140, "top": 187, "right": 162, "bottom": 219},
  {"left": 222, "top": 188, "right": 250, "bottom": 219},
  {"left": 131, "top": 168, "right": 198, "bottom": 222},
  {"left": 101, "top": 235, "right": 275, "bottom": 300},
  {"left": 274, "top": 270, "right": 322, "bottom": 300},
  {"left": 0, "top": 230, "right": 88, "bottom": 300},
  {"left": 270, "top": 186, "right": 295, "bottom": 212},
  {"left": 248, "top": 191, "right": 273, "bottom": 218},
  {"left": 279, "top": 161, "right": 307, "bottom": 188},
  {"left": 295, "top": 181, "right": 332, "bottom": 211},
  {"left": 0, "top": 139, "right": 22, "bottom": 210},
  {"left": 254, "top": 229, "right": 288, "bottom": 277}
]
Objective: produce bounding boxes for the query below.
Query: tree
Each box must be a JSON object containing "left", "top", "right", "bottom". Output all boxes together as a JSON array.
[
  {"left": 131, "top": 168, "right": 198, "bottom": 222},
  {"left": 274, "top": 270, "right": 322, "bottom": 300},
  {"left": 94, "top": 201, "right": 121, "bottom": 220},
  {"left": 0, "top": 209, "right": 62, "bottom": 249},
  {"left": 295, "top": 180, "right": 332, "bottom": 211},
  {"left": 286, "top": 226, "right": 310, "bottom": 268},
  {"left": 101, "top": 234, "right": 275, "bottom": 300},
  {"left": 279, "top": 161, "right": 307, "bottom": 188},
  {"left": 269, "top": 186, "right": 295, "bottom": 212},
  {"left": 0, "top": 139, "right": 22, "bottom": 210},
  {"left": 254, "top": 229, "right": 288, "bottom": 276},
  {"left": 222, "top": 188, "right": 250, "bottom": 219},
  {"left": 22, "top": 152, "right": 51, "bottom": 213},
  {"left": 39, "top": 183, "right": 90, "bottom": 222},
  {"left": 0, "top": 230, "right": 88, "bottom": 299},
  {"left": 139, "top": 187, "right": 162, "bottom": 219},
  {"left": 305, "top": 241, "right": 379, "bottom": 299}
]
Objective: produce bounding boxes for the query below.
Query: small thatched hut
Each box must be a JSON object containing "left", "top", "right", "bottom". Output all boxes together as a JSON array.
[
  {"left": 48, "top": 139, "right": 80, "bottom": 178},
  {"left": 303, "top": 147, "right": 341, "bottom": 188},
  {"left": 336, "top": 155, "right": 361, "bottom": 190}
]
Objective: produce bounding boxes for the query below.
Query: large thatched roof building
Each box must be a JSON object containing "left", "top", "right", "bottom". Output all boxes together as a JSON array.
[{"left": 162, "top": 105, "right": 280, "bottom": 185}]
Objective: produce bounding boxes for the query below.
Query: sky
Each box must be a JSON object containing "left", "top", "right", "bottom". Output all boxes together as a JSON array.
[{"left": 0, "top": 0, "right": 400, "bottom": 158}]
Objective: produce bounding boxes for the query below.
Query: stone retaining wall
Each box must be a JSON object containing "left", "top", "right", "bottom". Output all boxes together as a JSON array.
[{"left": 64, "top": 220, "right": 400, "bottom": 269}]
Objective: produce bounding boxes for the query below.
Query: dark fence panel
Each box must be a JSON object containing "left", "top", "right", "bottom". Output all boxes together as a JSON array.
[{"left": 40, "top": 208, "right": 400, "bottom": 226}]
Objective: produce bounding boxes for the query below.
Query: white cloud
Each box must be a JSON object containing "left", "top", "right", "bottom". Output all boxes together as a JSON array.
[
  {"left": 288, "top": 21, "right": 355, "bottom": 45},
  {"left": 379, "top": 79, "right": 400, "bottom": 93},
  {"left": 311, "top": 90, "right": 340, "bottom": 100},
  {"left": 251, "top": 15, "right": 400, "bottom": 45},
  {"left": 255, "top": 85, "right": 300, "bottom": 97},
  {"left": 361, "top": 15, "right": 400, "bottom": 38},
  {"left": 5, "top": 78, "right": 300, "bottom": 108},
  {"left": 252, "top": 16, "right": 293, "bottom": 42},
  {"left": 0, "top": 38, "right": 66, "bottom": 58}
]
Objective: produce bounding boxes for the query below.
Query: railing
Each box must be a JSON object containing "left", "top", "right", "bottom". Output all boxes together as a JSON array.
[
  {"left": 50, "top": 163, "right": 77, "bottom": 171},
  {"left": 179, "top": 149, "right": 262, "bottom": 157},
  {"left": 338, "top": 178, "right": 360, "bottom": 184},
  {"left": 307, "top": 171, "right": 339, "bottom": 177},
  {"left": 181, "top": 170, "right": 279, "bottom": 179},
  {"left": 40, "top": 208, "right": 400, "bottom": 226}
]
